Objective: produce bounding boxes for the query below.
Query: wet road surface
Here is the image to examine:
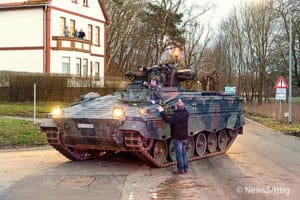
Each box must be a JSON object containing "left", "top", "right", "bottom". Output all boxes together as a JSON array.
[{"left": 0, "top": 119, "right": 299, "bottom": 200}]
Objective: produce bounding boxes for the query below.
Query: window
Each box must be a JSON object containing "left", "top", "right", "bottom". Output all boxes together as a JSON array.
[
  {"left": 95, "top": 26, "right": 100, "bottom": 46},
  {"left": 82, "top": 59, "right": 88, "bottom": 77},
  {"left": 83, "top": 0, "right": 88, "bottom": 7},
  {"left": 70, "top": 20, "right": 75, "bottom": 37},
  {"left": 62, "top": 57, "right": 70, "bottom": 74},
  {"left": 60, "top": 17, "right": 66, "bottom": 36},
  {"left": 94, "top": 62, "right": 100, "bottom": 79},
  {"left": 76, "top": 58, "right": 81, "bottom": 76},
  {"left": 87, "top": 24, "right": 92, "bottom": 41}
]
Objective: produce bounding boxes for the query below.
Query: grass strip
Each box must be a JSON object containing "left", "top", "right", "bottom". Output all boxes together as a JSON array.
[{"left": 0, "top": 118, "right": 47, "bottom": 148}]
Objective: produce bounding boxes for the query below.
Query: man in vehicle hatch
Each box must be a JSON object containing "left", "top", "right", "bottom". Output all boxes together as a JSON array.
[{"left": 143, "top": 75, "right": 165, "bottom": 104}]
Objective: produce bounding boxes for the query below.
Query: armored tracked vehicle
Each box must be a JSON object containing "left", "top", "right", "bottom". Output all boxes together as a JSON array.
[{"left": 40, "top": 62, "right": 244, "bottom": 167}]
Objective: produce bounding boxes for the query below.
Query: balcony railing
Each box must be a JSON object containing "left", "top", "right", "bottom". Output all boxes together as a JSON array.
[{"left": 52, "top": 36, "right": 93, "bottom": 53}]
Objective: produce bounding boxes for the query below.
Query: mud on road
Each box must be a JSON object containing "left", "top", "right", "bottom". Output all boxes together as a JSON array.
[{"left": 0, "top": 119, "right": 299, "bottom": 200}]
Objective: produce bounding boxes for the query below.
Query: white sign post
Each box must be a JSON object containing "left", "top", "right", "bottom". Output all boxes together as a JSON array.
[
  {"left": 275, "top": 88, "right": 286, "bottom": 100},
  {"left": 225, "top": 86, "right": 236, "bottom": 95},
  {"left": 274, "top": 76, "right": 288, "bottom": 121}
]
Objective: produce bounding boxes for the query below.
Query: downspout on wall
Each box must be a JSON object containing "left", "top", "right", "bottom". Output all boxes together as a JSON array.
[
  {"left": 45, "top": 5, "right": 51, "bottom": 73},
  {"left": 43, "top": 4, "right": 47, "bottom": 73}
]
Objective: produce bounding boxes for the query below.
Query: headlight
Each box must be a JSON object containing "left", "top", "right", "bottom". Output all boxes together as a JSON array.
[
  {"left": 112, "top": 106, "right": 125, "bottom": 119},
  {"left": 139, "top": 107, "right": 146, "bottom": 115},
  {"left": 51, "top": 106, "right": 64, "bottom": 118}
]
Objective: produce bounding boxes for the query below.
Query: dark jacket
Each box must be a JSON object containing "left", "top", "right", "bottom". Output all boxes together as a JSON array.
[
  {"left": 160, "top": 109, "right": 189, "bottom": 140},
  {"left": 79, "top": 31, "right": 86, "bottom": 39}
]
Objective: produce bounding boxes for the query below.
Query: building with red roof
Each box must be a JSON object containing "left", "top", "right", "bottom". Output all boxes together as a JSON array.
[{"left": 0, "top": 0, "right": 109, "bottom": 85}]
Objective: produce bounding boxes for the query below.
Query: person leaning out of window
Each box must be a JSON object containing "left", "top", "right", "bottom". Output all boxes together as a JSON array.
[
  {"left": 78, "top": 28, "right": 86, "bottom": 39},
  {"left": 63, "top": 26, "right": 70, "bottom": 37},
  {"left": 73, "top": 28, "right": 79, "bottom": 38}
]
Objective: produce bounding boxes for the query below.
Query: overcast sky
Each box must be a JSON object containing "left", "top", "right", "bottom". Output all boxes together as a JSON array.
[
  {"left": 200, "top": 0, "right": 245, "bottom": 29},
  {"left": 185, "top": 0, "right": 251, "bottom": 30}
]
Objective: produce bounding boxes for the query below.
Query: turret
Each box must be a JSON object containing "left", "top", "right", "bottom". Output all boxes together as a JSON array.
[{"left": 125, "top": 63, "right": 196, "bottom": 88}]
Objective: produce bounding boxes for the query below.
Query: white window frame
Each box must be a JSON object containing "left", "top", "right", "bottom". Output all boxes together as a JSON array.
[{"left": 62, "top": 56, "right": 70, "bottom": 74}]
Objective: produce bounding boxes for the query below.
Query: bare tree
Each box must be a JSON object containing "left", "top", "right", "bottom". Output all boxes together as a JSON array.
[
  {"left": 273, "top": 0, "right": 300, "bottom": 90},
  {"left": 103, "top": 0, "right": 146, "bottom": 75},
  {"left": 102, "top": 0, "right": 216, "bottom": 79},
  {"left": 213, "top": 1, "right": 277, "bottom": 103}
]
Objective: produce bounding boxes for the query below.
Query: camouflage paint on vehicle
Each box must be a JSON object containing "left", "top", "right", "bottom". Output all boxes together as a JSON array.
[{"left": 40, "top": 62, "right": 244, "bottom": 167}]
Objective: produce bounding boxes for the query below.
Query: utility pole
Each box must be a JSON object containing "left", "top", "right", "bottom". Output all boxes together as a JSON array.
[{"left": 288, "top": 16, "right": 292, "bottom": 124}]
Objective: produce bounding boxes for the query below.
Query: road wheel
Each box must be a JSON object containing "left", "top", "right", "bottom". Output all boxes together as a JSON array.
[
  {"left": 207, "top": 132, "right": 217, "bottom": 153},
  {"left": 152, "top": 140, "right": 168, "bottom": 163},
  {"left": 186, "top": 136, "right": 195, "bottom": 158},
  {"left": 228, "top": 129, "right": 237, "bottom": 137},
  {"left": 195, "top": 133, "right": 207, "bottom": 156},
  {"left": 168, "top": 140, "right": 176, "bottom": 162},
  {"left": 217, "top": 130, "right": 228, "bottom": 151}
]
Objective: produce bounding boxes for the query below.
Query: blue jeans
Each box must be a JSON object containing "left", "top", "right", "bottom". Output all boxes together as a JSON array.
[{"left": 173, "top": 139, "right": 188, "bottom": 172}]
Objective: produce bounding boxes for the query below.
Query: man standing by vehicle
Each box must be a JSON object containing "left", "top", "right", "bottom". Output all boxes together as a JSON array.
[{"left": 157, "top": 99, "right": 189, "bottom": 175}]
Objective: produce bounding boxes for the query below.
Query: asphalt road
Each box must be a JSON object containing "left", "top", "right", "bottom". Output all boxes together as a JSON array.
[{"left": 0, "top": 119, "right": 299, "bottom": 200}]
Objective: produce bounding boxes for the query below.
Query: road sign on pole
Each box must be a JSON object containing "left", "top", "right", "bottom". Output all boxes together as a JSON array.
[
  {"left": 275, "top": 88, "right": 286, "bottom": 100},
  {"left": 225, "top": 86, "right": 236, "bottom": 95},
  {"left": 274, "top": 76, "right": 288, "bottom": 89},
  {"left": 274, "top": 76, "right": 288, "bottom": 122}
]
